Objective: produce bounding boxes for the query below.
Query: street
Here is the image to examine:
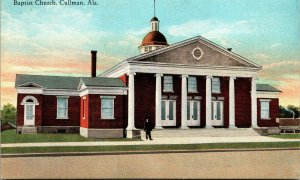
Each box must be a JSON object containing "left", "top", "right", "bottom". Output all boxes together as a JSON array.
[{"left": 1, "top": 149, "right": 299, "bottom": 179}]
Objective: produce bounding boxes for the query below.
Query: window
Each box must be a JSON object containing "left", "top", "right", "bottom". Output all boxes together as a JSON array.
[
  {"left": 212, "top": 77, "right": 221, "bottom": 93},
  {"left": 188, "top": 77, "right": 197, "bottom": 92},
  {"left": 101, "top": 96, "right": 115, "bottom": 119},
  {"left": 163, "top": 76, "right": 173, "bottom": 92},
  {"left": 57, "top": 97, "right": 68, "bottom": 119},
  {"left": 260, "top": 100, "right": 270, "bottom": 119},
  {"left": 82, "top": 97, "right": 86, "bottom": 119}
]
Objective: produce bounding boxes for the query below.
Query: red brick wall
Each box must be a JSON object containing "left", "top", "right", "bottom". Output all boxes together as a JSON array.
[
  {"left": 80, "top": 95, "right": 89, "bottom": 128},
  {"left": 235, "top": 78, "right": 252, "bottom": 127},
  {"left": 17, "top": 94, "right": 43, "bottom": 126},
  {"left": 42, "top": 95, "right": 80, "bottom": 126},
  {"left": 257, "top": 98, "right": 279, "bottom": 127},
  {"left": 134, "top": 73, "right": 156, "bottom": 128},
  {"left": 88, "top": 94, "right": 126, "bottom": 128}
]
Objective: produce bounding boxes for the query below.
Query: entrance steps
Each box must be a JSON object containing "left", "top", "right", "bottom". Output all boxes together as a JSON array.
[
  {"left": 151, "top": 128, "right": 260, "bottom": 138},
  {"left": 21, "top": 126, "right": 37, "bottom": 134}
]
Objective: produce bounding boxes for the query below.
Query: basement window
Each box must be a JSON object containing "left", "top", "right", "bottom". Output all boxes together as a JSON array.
[{"left": 101, "top": 96, "right": 115, "bottom": 120}]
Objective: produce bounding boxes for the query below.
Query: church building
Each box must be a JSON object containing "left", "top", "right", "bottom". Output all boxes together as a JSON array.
[{"left": 15, "top": 14, "right": 281, "bottom": 138}]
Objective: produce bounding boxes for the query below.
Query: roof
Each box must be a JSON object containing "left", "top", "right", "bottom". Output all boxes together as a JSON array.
[
  {"left": 16, "top": 74, "right": 82, "bottom": 89},
  {"left": 140, "top": 31, "right": 168, "bottom": 46},
  {"left": 150, "top": 16, "right": 159, "bottom": 21},
  {"left": 15, "top": 74, "right": 126, "bottom": 90},
  {"left": 257, "top": 84, "right": 281, "bottom": 92},
  {"left": 81, "top": 77, "right": 126, "bottom": 87}
]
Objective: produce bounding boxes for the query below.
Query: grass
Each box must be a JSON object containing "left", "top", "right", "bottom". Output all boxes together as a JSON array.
[
  {"left": 1, "top": 129, "right": 141, "bottom": 143},
  {"left": 269, "top": 134, "right": 300, "bottom": 139},
  {"left": 2, "top": 142, "right": 300, "bottom": 154}
]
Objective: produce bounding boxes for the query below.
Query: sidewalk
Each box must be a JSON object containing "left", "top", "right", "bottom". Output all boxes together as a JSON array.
[{"left": 2, "top": 136, "right": 299, "bottom": 148}]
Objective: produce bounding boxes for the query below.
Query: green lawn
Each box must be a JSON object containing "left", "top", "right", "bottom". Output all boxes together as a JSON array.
[
  {"left": 269, "top": 134, "right": 300, "bottom": 139},
  {"left": 1, "top": 141, "right": 299, "bottom": 154},
  {"left": 1, "top": 129, "right": 140, "bottom": 143}
]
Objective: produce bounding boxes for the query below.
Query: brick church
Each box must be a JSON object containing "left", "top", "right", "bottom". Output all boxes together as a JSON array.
[{"left": 15, "top": 14, "right": 281, "bottom": 138}]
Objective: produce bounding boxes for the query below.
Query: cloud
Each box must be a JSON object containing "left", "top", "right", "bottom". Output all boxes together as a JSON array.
[{"left": 168, "top": 19, "right": 255, "bottom": 46}]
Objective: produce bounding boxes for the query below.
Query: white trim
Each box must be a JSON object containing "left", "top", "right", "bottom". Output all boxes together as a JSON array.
[
  {"left": 191, "top": 46, "right": 204, "bottom": 60},
  {"left": 229, "top": 76, "right": 236, "bottom": 128},
  {"left": 100, "top": 95, "right": 116, "bottom": 99},
  {"left": 155, "top": 73, "right": 163, "bottom": 129},
  {"left": 44, "top": 89, "right": 79, "bottom": 96},
  {"left": 181, "top": 75, "right": 189, "bottom": 129},
  {"left": 80, "top": 87, "right": 127, "bottom": 97},
  {"left": 257, "top": 91, "right": 280, "bottom": 98},
  {"left": 16, "top": 87, "right": 43, "bottom": 94},
  {"left": 259, "top": 99, "right": 272, "bottom": 102},
  {"left": 251, "top": 77, "right": 258, "bottom": 128},
  {"left": 128, "top": 62, "right": 258, "bottom": 77},
  {"left": 205, "top": 76, "right": 212, "bottom": 128},
  {"left": 21, "top": 96, "right": 39, "bottom": 105},
  {"left": 127, "top": 72, "right": 136, "bottom": 130}
]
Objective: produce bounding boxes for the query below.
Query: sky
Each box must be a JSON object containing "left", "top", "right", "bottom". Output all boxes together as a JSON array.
[{"left": 1, "top": 0, "right": 299, "bottom": 107}]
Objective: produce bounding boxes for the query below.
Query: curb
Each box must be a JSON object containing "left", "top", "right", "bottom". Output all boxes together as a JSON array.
[{"left": 2, "top": 147, "right": 299, "bottom": 158}]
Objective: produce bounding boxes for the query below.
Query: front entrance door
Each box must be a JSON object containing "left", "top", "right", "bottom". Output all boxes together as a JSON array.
[
  {"left": 187, "top": 100, "right": 200, "bottom": 126},
  {"left": 161, "top": 100, "right": 176, "bottom": 126},
  {"left": 24, "top": 104, "right": 35, "bottom": 126},
  {"left": 211, "top": 101, "right": 223, "bottom": 126}
]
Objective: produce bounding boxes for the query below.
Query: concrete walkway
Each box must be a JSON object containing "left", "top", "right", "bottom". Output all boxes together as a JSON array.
[{"left": 2, "top": 136, "right": 299, "bottom": 147}]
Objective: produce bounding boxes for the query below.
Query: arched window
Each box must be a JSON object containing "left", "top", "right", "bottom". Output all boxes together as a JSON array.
[{"left": 21, "top": 96, "right": 39, "bottom": 105}]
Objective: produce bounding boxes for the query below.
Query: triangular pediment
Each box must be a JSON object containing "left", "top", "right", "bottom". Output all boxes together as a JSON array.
[{"left": 132, "top": 36, "right": 260, "bottom": 68}]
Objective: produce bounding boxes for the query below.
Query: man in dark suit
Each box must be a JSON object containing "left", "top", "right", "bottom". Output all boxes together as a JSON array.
[{"left": 144, "top": 119, "right": 153, "bottom": 140}]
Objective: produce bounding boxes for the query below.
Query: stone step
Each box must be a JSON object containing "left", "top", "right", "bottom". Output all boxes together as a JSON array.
[
  {"left": 150, "top": 128, "right": 260, "bottom": 137},
  {"left": 21, "top": 126, "right": 37, "bottom": 134}
]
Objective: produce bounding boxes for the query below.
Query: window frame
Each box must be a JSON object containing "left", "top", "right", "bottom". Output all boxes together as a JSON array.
[
  {"left": 188, "top": 76, "right": 198, "bottom": 93},
  {"left": 100, "top": 96, "right": 115, "bottom": 120},
  {"left": 163, "top": 76, "right": 174, "bottom": 92},
  {"left": 211, "top": 77, "right": 221, "bottom": 93},
  {"left": 56, "top": 96, "right": 69, "bottom": 119},
  {"left": 260, "top": 99, "right": 271, "bottom": 120}
]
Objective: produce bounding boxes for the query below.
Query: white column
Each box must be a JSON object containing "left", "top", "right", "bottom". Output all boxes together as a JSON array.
[
  {"left": 155, "top": 73, "right": 163, "bottom": 129},
  {"left": 251, "top": 77, "right": 258, "bottom": 128},
  {"left": 229, "top": 76, "right": 237, "bottom": 128},
  {"left": 127, "top": 72, "right": 136, "bottom": 131},
  {"left": 181, "top": 75, "right": 189, "bottom": 129},
  {"left": 205, "top": 76, "right": 212, "bottom": 128}
]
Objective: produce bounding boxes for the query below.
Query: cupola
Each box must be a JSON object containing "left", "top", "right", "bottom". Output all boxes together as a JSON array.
[{"left": 139, "top": 1, "right": 168, "bottom": 54}]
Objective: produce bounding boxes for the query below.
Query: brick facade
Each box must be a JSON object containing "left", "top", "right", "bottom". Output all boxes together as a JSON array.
[
  {"left": 42, "top": 95, "right": 80, "bottom": 126},
  {"left": 235, "top": 78, "right": 252, "bottom": 127},
  {"left": 17, "top": 94, "right": 43, "bottom": 127},
  {"left": 257, "top": 98, "right": 279, "bottom": 127},
  {"left": 87, "top": 94, "right": 126, "bottom": 129}
]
